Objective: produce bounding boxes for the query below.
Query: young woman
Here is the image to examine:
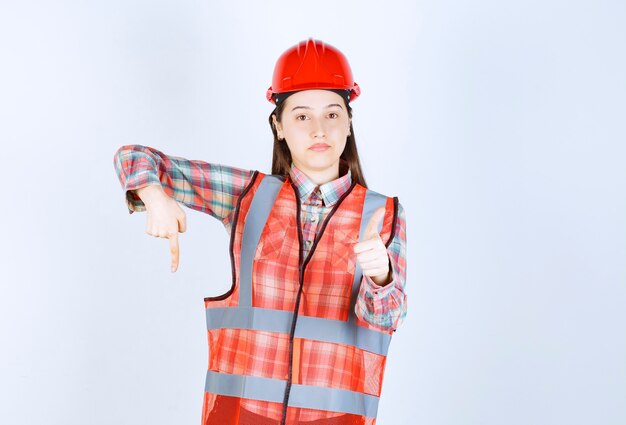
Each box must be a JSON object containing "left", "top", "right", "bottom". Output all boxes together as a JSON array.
[{"left": 114, "top": 38, "right": 407, "bottom": 425}]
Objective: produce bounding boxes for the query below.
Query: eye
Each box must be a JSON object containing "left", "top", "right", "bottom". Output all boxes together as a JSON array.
[
  {"left": 296, "top": 115, "right": 308, "bottom": 121},
  {"left": 328, "top": 112, "right": 339, "bottom": 119}
]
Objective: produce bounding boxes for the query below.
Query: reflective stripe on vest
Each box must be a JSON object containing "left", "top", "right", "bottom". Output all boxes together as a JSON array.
[
  {"left": 206, "top": 306, "right": 390, "bottom": 355},
  {"left": 204, "top": 370, "right": 380, "bottom": 418},
  {"left": 205, "top": 174, "right": 391, "bottom": 417},
  {"left": 207, "top": 174, "right": 391, "bottom": 353}
]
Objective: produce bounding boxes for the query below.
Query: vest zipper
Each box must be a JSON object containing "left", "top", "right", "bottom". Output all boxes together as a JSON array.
[{"left": 280, "top": 179, "right": 357, "bottom": 425}]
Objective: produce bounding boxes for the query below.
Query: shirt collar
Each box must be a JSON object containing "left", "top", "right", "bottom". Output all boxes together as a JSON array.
[{"left": 288, "top": 159, "right": 352, "bottom": 207}]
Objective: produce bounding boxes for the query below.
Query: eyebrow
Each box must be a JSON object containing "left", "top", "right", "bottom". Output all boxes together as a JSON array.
[{"left": 290, "top": 103, "right": 344, "bottom": 112}]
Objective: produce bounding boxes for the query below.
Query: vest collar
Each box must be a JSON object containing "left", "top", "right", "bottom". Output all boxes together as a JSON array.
[{"left": 288, "top": 159, "right": 352, "bottom": 207}]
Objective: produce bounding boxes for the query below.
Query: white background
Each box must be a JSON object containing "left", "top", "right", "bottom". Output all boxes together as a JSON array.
[{"left": 1, "top": 1, "right": 625, "bottom": 424}]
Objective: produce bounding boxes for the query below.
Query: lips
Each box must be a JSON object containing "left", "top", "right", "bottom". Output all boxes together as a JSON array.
[{"left": 309, "top": 143, "right": 330, "bottom": 151}]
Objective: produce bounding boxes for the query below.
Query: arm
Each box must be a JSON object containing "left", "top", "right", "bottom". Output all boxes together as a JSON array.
[
  {"left": 112, "top": 144, "right": 254, "bottom": 229},
  {"left": 355, "top": 201, "right": 407, "bottom": 331}
]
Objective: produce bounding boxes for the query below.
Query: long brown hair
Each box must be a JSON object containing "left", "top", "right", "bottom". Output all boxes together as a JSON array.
[{"left": 267, "top": 91, "right": 368, "bottom": 188}]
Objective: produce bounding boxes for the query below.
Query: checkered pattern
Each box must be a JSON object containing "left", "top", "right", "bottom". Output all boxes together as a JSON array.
[
  {"left": 208, "top": 329, "right": 290, "bottom": 379},
  {"left": 113, "top": 144, "right": 407, "bottom": 330},
  {"left": 113, "top": 144, "right": 407, "bottom": 423},
  {"left": 202, "top": 175, "right": 392, "bottom": 421}
]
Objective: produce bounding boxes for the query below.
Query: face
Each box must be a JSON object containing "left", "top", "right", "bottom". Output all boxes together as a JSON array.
[{"left": 273, "top": 89, "right": 351, "bottom": 179}]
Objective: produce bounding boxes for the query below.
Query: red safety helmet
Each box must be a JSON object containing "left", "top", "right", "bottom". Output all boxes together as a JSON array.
[{"left": 266, "top": 37, "right": 361, "bottom": 104}]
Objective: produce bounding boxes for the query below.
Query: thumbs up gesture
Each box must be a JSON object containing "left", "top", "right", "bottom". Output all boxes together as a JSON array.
[{"left": 353, "top": 207, "right": 392, "bottom": 286}]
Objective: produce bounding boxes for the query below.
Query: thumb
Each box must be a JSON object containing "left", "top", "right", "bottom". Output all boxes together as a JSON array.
[
  {"left": 178, "top": 213, "right": 187, "bottom": 233},
  {"left": 364, "top": 207, "right": 385, "bottom": 240}
]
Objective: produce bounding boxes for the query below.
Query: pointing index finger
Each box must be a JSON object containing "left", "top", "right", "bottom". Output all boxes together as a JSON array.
[{"left": 170, "top": 232, "right": 179, "bottom": 272}]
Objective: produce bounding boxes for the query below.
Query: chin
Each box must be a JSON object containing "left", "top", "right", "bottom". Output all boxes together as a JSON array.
[{"left": 307, "top": 158, "right": 340, "bottom": 169}]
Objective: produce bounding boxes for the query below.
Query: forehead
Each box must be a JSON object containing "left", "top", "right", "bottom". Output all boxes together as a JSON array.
[{"left": 284, "top": 89, "right": 345, "bottom": 110}]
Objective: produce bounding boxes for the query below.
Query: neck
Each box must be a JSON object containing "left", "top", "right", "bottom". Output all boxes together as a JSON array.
[{"left": 294, "top": 160, "right": 341, "bottom": 185}]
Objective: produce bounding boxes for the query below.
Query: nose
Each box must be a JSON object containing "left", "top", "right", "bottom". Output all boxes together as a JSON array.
[{"left": 310, "top": 117, "right": 326, "bottom": 139}]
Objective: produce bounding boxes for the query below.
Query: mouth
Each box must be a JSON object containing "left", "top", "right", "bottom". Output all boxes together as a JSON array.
[{"left": 309, "top": 143, "right": 331, "bottom": 151}]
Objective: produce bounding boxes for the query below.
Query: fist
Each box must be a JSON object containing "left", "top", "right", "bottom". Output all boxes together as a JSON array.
[{"left": 353, "top": 207, "right": 391, "bottom": 286}]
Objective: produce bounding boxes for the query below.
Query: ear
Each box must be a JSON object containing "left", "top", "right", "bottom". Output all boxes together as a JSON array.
[{"left": 272, "top": 114, "right": 282, "bottom": 132}]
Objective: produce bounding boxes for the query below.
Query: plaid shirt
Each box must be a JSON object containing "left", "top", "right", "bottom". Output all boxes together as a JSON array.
[{"left": 113, "top": 144, "right": 407, "bottom": 330}]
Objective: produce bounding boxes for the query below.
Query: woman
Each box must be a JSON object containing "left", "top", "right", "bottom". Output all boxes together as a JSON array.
[{"left": 114, "top": 37, "right": 407, "bottom": 425}]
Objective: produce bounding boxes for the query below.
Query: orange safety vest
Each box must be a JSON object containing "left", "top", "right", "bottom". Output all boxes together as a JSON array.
[{"left": 201, "top": 170, "right": 400, "bottom": 425}]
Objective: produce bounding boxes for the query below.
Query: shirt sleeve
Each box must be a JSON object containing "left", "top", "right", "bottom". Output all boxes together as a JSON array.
[
  {"left": 354, "top": 200, "right": 408, "bottom": 331},
  {"left": 112, "top": 144, "right": 255, "bottom": 231}
]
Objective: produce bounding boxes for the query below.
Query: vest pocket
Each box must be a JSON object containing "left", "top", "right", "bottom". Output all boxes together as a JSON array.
[
  {"left": 256, "top": 226, "right": 288, "bottom": 260},
  {"left": 331, "top": 228, "right": 358, "bottom": 271}
]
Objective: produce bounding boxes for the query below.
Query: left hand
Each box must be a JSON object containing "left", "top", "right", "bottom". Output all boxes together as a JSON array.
[{"left": 353, "top": 207, "right": 391, "bottom": 285}]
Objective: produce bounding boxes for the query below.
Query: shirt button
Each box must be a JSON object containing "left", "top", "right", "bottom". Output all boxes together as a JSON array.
[
  {"left": 305, "top": 240, "right": 313, "bottom": 246},
  {"left": 310, "top": 216, "right": 317, "bottom": 222}
]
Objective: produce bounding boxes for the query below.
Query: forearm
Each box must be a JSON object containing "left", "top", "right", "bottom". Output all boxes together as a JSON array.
[
  {"left": 355, "top": 202, "right": 407, "bottom": 331},
  {"left": 355, "top": 257, "right": 407, "bottom": 331},
  {"left": 112, "top": 144, "right": 255, "bottom": 223},
  {"left": 113, "top": 145, "right": 168, "bottom": 213}
]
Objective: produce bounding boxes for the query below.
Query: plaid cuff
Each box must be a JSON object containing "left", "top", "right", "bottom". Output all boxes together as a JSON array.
[{"left": 123, "top": 171, "right": 162, "bottom": 214}]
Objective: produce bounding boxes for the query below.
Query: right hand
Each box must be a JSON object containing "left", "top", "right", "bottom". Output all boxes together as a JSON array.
[{"left": 135, "top": 185, "right": 187, "bottom": 272}]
